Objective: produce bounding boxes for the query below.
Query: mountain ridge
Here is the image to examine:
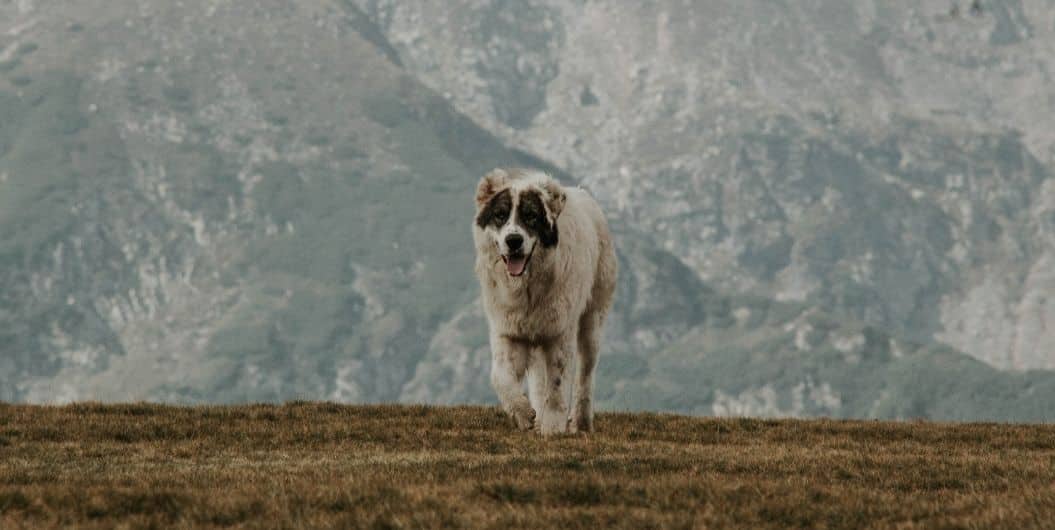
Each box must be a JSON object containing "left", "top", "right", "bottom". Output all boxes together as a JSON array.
[{"left": 1, "top": 1, "right": 1054, "bottom": 421}]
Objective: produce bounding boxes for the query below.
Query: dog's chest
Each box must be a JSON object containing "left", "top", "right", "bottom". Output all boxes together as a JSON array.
[{"left": 487, "top": 279, "right": 569, "bottom": 336}]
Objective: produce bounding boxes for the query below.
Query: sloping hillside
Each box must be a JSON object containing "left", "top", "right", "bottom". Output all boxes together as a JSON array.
[
  {"left": 354, "top": 0, "right": 1055, "bottom": 370},
  {"left": 0, "top": 0, "right": 571, "bottom": 403},
  {"left": 1, "top": 403, "right": 1055, "bottom": 529}
]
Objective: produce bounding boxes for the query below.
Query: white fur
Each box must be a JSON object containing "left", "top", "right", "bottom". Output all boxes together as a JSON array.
[{"left": 473, "top": 168, "right": 617, "bottom": 435}]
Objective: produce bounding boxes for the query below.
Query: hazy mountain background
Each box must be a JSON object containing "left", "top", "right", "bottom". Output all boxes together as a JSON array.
[{"left": 2, "top": 0, "right": 1054, "bottom": 421}]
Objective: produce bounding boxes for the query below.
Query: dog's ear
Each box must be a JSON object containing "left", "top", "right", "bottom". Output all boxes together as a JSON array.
[
  {"left": 543, "top": 179, "right": 566, "bottom": 220},
  {"left": 538, "top": 178, "right": 565, "bottom": 249},
  {"left": 476, "top": 168, "right": 509, "bottom": 207}
]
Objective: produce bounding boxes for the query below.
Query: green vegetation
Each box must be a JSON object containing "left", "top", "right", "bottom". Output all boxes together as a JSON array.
[
  {"left": 605, "top": 293, "right": 1055, "bottom": 422},
  {"left": 1, "top": 403, "right": 1054, "bottom": 529},
  {"left": 16, "top": 43, "right": 39, "bottom": 56}
]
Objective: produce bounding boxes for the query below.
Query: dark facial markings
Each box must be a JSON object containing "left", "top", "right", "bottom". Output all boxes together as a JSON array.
[
  {"left": 476, "top": 189, "right": 512, "bottom": 229},
  {"left": 517, "top": 189, "right": 559, "bottom": 248}
]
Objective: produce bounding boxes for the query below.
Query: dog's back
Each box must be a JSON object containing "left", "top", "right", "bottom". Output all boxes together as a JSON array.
[{"left": 562, "top": 186, "right": 617, "bottom": 318}]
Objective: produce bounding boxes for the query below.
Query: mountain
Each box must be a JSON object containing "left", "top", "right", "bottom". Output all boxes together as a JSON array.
[
  {"left": 352, "top": 0, "right": 1055, "bottom": 371},
  {"left": 1, "top": 0, "right": 1054, "bottom": 421}
]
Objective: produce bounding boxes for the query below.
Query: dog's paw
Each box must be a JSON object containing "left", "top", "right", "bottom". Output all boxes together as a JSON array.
[
  {"left": 567, "top": 414, "right": 593, "bottom": 434},
  {"left": 538, "top": 410, "right": 569, "bottom": 436},
  {"left": 567, "top": 402, "right": 593, "bottom": 434},
  {"left": 509, "top": 401, "right": 536, "bottom": 431}
]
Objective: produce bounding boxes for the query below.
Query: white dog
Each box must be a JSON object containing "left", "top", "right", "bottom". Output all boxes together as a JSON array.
[{"left": 473, "top": 168, "right": 617, "bottom": 434}]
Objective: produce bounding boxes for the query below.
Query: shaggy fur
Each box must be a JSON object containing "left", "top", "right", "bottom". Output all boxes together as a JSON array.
[{"left": 473, "top": 168, "right": 617, "bottom": 435}]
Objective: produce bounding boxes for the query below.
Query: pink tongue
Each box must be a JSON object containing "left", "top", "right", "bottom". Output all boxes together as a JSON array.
[{"left": 505, "top": 256, "right": 527, "bottom": 276}]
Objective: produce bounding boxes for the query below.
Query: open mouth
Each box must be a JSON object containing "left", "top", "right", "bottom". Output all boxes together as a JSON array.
[{"left": 501, "top": 249, "right": 532, "bottom": 277}]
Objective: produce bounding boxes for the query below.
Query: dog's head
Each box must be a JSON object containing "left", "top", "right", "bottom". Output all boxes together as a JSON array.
[{"left": 474, "top": 168, "right": 566, "bottom": 278}]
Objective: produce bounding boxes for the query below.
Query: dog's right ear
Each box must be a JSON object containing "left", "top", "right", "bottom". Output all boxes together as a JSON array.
[{"left": 476, "top": 168, "right": 509, "bottom": 207}]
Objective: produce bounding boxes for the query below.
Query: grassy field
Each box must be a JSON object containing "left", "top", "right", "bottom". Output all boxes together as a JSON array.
[{"left": 1, "top": 404, "right": 1054, "bottom": 529}]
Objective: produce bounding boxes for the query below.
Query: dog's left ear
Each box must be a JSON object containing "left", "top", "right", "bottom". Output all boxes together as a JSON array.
[
  {"left": 543, "top": 179, "right": 566, "bottom": 221},
  {"left": 539, "top": 179, "right": 565, "bottom": 249}
]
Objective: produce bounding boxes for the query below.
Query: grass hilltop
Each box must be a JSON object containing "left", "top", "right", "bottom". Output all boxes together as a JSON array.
[{"left": 1, "top": 403, "right": 1054, "bottom": 529}]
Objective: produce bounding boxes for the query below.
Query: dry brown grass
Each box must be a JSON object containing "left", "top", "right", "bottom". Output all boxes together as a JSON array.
[{"left": 1, "top": 403, "right": 1054, "bottom": 529}]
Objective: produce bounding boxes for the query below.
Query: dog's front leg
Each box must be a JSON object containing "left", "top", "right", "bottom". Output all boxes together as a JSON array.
[
  {"left": 537, "top": 339, "right": 573, "bottom": 435},
  {"left": 490, "top": 335, "right": 534, "bottom": 430}
]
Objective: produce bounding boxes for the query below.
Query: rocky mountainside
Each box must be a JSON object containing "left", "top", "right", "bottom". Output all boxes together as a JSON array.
[
  {"left": 1, "top": 0, "right": 1054, "bottom": 420},
  {"left": 354, "top": 0, "right": 1055, "bottom": 371}
]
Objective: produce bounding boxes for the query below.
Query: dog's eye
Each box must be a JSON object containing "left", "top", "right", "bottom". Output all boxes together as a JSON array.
[{"left": 495, "top": 210, "right": 509, "bottom": 224}]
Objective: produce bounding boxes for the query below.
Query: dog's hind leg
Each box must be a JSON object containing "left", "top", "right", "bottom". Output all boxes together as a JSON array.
[
  {"left": 569, "top": 312, "right": 601, "bottom": 433},
  {"left": 491, "top": 336, "right": 534, "bottom": 430},
  {"left": 536, "top": 339, "right": 573, "bottom": 436}
]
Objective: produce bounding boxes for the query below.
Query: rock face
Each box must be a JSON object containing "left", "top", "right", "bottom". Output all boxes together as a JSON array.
[
  {"left": 0, "top": 0, "right": 555, "bottom": 403},
  {"left": 1, "top": 1, "right": 1054, "bottom": 420},
  {"left": 353, "top": 0, "right": 1055, "bottom": 371}
]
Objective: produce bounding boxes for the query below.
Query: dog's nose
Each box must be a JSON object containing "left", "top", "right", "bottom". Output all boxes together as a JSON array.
[{"left": 505, "top": 234, "right": 524, "bottom": 251}]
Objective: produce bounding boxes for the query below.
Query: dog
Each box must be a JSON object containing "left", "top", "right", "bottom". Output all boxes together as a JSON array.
[{"left": 473, "top": 168, "right": 617, "bottom": 434}]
